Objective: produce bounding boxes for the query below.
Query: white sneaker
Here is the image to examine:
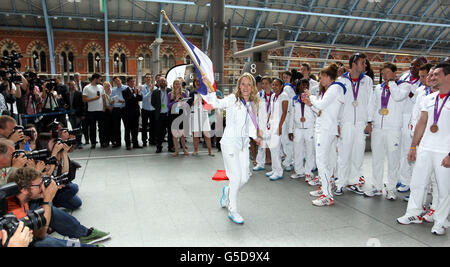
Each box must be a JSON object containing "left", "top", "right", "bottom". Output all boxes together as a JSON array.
[
  {"left": 228, "top": 211, "right": 244, "bottom": 224},
  {"left": 290, "top": 173, "right": 303, "bottom": 179},
  {"left": 284, "top": 165, "right": 293, "bottom": 172},
  {"left": 308, "top": 177, "right": 321, "bottom": 186},
  {"left": 386, "top": 190, "right": 397, "bottom": 200},
  {"left": 304, "top": 174, "right": 313, "bottom": 183},
  {"left": 431, "top": 223, "right": 446, "bottom": 235},
  {"left": 269, "top": 174, "right": 283, "bottom": 181},
  {"left": 310, "top": 187, "right": 323, "bottom": 197},
  {"left": 253, "top": 165, "right": 265, "bottom": 171},
  {"left": 312, "top": 195, "right": 334, "bottom": 207},
  {"left": 346, "top": 184, "right": 364, "bottom": 195},
  {"left": 364, "top": 186, "right": 383, "bottom": 197},
  {"left": 265, "top": 171, "right": 274, "bottom": 177},
  {"left": 334, "top": 186, "right": 344, "bottom": 196},
  {"left": 220, "top": 186, "right": 229, "bottom": 208},
  {"left": 397, "top": 184, "right": 410, "bottom": 193},
  {"left": 397, "top": 215, "right": 423, "bottom": 225},
  {"left": 423, "top": 209, "right": 435, "bottom": 223}
]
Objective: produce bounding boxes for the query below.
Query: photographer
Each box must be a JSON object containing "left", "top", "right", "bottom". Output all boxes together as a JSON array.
[
  {"left": 0, "top": 115, "right": 24, "bottom": 144},
  {"left": 6, "top": 167, "right": 109, "bottom": 247},
  {"left": 17, "top": 124, "right": 38, "bottom": 151},
  {"left": 40, "top": 79, "right": 62, "bottom": 130},
  {"left": 19, "top": 70, "right": 42, "bottom": 119}
]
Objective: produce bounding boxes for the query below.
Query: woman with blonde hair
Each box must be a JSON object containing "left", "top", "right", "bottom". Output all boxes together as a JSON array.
[
  {"left": 168, "top": 78, "right": 189, "bottom": 157},
  {"left": 202, "top": 72, "right": 262, "bottom": 224}
]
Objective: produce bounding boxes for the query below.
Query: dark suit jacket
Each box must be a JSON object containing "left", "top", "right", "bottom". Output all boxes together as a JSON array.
[
  {"left": 151, "top": 87, "right": 171, "bottom": 120},
  {"left": 66, "top": 90, "right": 84, "bottom": 116},
  {"left": 122, "top": 87, "right": 142, "bottom": 117}
]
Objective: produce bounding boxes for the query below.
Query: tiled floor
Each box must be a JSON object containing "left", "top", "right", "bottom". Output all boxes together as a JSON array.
[{"left": 59, "top": 139, "right": 449, "bottom": 247}]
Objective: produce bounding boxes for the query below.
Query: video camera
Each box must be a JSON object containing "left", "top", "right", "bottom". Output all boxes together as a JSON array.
[
  {"left": 42, "top": 172, "right": 70, "bottom": 187},
  {"left": 0, "top": 183, "right": 46, "bottom": 247}
]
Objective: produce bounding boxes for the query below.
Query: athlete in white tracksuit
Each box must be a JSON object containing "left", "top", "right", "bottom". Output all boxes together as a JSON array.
[
  {"left": 281, "top": 82, "right": 296, "bottom": 170},
  {"left": 254, "top": 78, "right": 273, "bottom": 171},
  {"left": 202, "top": 73, "right": 261, "bottom": 225},
  {"left": 335, "top": 63, "right": 373, "bottom": 195},
  {"left": 397, "top": 64, "right": 450, "bottom": 235},
  {"left": 304, "top": 64, "right": 345, "bottom": 206},
  {"left": 288, "top": 82, "right": 317, "bottom": 181},
  {"left": 397, "top": 58, "right": 424, "bottom": 190},
  {"left": 365, "top": 63, "right": 410, "bottom": 199},
  {"left": 266, "top": 79, "right": 289, "bottom": 180}
]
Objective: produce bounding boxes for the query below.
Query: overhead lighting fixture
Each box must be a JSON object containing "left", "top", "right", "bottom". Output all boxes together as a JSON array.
[
  {"left": 22, "top": 14, "right": 26, "bottom": 18},
  {"left": 125, "top": 20, "right": 129, "bottom": 23},
  {"left": 97, "top": 19, "right": 101, "bottom": 22},
  {"left": 138, "top": 21, "right": 142, "bottom": 24},
  {"left": 83, "top": 18, "right": 87, "bottom": 21},
  {"left": 68, "top": 17, "right": 72, "bottom": 20}
]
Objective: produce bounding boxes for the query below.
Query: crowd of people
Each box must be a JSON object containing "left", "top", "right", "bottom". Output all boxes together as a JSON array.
[
  {"left": 0, "top": 52, "right": 449, "bottom": 247},
  {"left": 207, "top": 55, "right": 450, "bottom": 237}
]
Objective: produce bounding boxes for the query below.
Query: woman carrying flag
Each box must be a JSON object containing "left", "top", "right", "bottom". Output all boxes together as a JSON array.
[{"left": 202, "top": 73, "right": 262, "bottom": 225}]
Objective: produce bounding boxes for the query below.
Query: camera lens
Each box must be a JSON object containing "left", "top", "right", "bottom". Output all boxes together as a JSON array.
[{"left": 20, "top": 208, "right": 46, "bottom": 230}]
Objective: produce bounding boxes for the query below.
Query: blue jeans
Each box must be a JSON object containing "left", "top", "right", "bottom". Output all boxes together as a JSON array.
[
  {"left": 31, "top": 236, "right": 94, "bottom": 247},
  {"left": 53, "top": 183, "right": 82, "bottom": 211},
  {"left": 29, "top": 201, "right": 89, "bottom": 239}
]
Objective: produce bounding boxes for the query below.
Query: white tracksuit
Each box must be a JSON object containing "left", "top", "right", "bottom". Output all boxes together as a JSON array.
[
  {"left": 202, "top": 92, "right": 257, "bottom": 213},
  {"left": 281, "top": 84, "right": 296, "bottom": 168},
  {"left": 368, "top": 81, "right": 410, "bottom": 191},
  {"left": 309, "top": 78, "right": 320, "bottom": 170},
  {"left": 255, "top": 91, "right": 272, "bottom": 168},
  {"left": 398, "top": 72, "right": 421, "bottom": 187},
  {"left": 404, "top": 92, "right": 450, "bottom": 226},
  {"left": 288, "top": 95, "right": 317, "bottom": 177},
  {"left": 267, "top": 91, "right": 290, "bottom": 177},
  {"left": 336, "top": 73, "right": 373, "bottom": 189},
  {"left": 310, "top": 82, "right": 345, "bottom": 198}
]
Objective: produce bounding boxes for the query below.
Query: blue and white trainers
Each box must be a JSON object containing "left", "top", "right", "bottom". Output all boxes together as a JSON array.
[
  {"left": 220, "top": 186, "right": 229, "bottom": 208},
  {"left": 397, "top": 184, "right": 410, "bottom": 193},
  {"left": 269, "top": 174, "right": 283, "bottom": 181},
  {"left": 252, "top": 165, "right": 265, "bottom": 171},
  {"left": 265, "top": 171, "right": 274, "bottom": 177},
  {"left": 228, "top": 211, "right": 244, "bottom": 224}
]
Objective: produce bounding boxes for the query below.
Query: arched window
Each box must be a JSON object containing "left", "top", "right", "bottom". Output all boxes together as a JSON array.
[
  {"left": 94, "top": 53, "right": 101, "bottom": 73},
  {"left": 39, "top": 51, "right": 47, "bottom": 73},
  {"left": 30, "top": 43, "right": 47, "bottom": 73},
  {"left": 88, "top": 53, "right": 94, "bottom": 73},
  {"left": 144, "top": 54, "right": 151, "bottom": 69},
  {"left": 120, "top": 53, "right": 126, "bottom": 73}
]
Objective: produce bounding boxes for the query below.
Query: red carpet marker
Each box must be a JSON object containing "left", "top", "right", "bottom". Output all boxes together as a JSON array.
[{"left": 212, "top": 170, "right": 229, "bottom": 181}]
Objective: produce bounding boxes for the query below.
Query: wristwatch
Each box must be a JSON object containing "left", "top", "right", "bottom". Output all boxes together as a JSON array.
[{"left": 42, "top": 201, "right": 53, "bottom": 206}]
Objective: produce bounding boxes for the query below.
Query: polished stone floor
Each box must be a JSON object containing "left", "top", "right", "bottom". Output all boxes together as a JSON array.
[{"left": 54, "top": 137, "right": 449, "bottom": 247}]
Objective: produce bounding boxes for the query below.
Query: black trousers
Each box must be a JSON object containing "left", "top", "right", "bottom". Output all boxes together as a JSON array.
[
  {"left": 112, "top": 107, "right": 126, "bottom": 146},
  {"left": 103, "top": 109, "right": 114, "bottom": 145},
  {"left": 87, "top": 111, "right": 105, "bottom": 145},
  {"left": 124, "top": 110, "right": 140, "bottom": 147},
  {"left": 141, "top": 109, "right": 156, "bottom": 145},
  {"left": 156, "top": 112, "right": 173, "bottom": 150}
]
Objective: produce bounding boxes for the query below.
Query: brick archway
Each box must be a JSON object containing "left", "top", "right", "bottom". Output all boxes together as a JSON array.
[
  {"left": 26, "top": 40, "right": 49, "bottom": 55},
  {"left": 109, "top": 42, "right": 131, "bottom": 58},
  {"left": 55, "top": 41, "right": 78, "bottom": 55},
  {"left": 0, "top": 38, "right": 22, "bottom": 54},
  {"left": 82, "top": 42, "right": 105, "bottom": 57}
]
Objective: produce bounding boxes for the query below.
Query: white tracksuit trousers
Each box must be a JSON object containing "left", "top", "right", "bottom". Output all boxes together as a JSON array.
[
  {"left": 293, "top": 128, "right": 315, "bottom": 176},
  {"left": 221, "top": 144, "right": 251, "bottom": 213},
  {"left": 405, "top": 149, "right": 450, "bottom": 225},
  {"left": 399, "top": 115, "right": 413, "bottom": 186},
  {"left": 281, "top": 131, "right": 294, "bottom": 168},
  {"left": 315, "top": 131, "right": 338, "bottom": 198},
  {"left": 369, "top": 128, "right": 401, "bottom": 191},
  {"left": 336, "top": 123, "right": 367, "bottom": 188},
  {"left": 269, "top": 133, "right": 283, "bottom": 177}
]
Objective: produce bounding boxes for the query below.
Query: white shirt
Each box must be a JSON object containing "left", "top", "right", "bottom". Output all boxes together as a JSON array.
[
  {"left": 82, "top": 84, "right": 105, "bottom": 112},
  {"left": 419, "top": 91, "right": 450, "bottom": 153},
  {"left": 369, "top": 81, "right": 410, "bottom": 130},
  {"left": 257, "top": 91, "right": 273, "bottom": 132},
  {"left": 267, "top": 91, "right": 289, "bottom": 133},
  {"left": 337, "top": 72, "right": 374, "bottom": 126},
  {"left": 288, "top": 95, "right": 317, "bottom": 132},
  {"left": 309, "top": 79, "right": 320, "bottom": 96},
  {"left": 410, "top": 85, "right": 433, "bottom": 132},
  {"left": 399, "top": 72, "right": 421, "bottom": 116},
  {"left": 202, "top": 92, "right": 257, "bottom": 151},
  {"left": 310, "top": 82, "right": 345, "bottom": 136}
]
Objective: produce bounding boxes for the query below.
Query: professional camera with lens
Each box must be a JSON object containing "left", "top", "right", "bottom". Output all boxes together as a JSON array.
[
  {"left": 0, "top": 183, "right": 20, "bottom": 216},
  {"left": 42, "top": 172, "right": 70, "bottom": 187},
  {"left": 0, "top": 209, "right": 46, "bottom": 247},
  {"left": 44, "top": 79, "right": 57, "bottom": 92},
  {"left": 12, "top": 149, "right": 50, "bottom": 162},
  {"left": 43, "top": 155, "right": 57, "bottom": 165},
  {"left": 61, "top": 128, "right": 81, "bottom": 136},
  {"left": 55, "top": 137, "right": 77, "bottom": 146}
]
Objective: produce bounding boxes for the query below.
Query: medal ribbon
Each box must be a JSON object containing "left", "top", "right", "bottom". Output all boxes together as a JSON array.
[
  {"left": 425, "top": 86, "right": 432, "bottom": 96},
  {"left": 433, "top": 92, "right": 450, "bottom": 126},
  {"left": 295, "top": 96, "right": 305, "bottom": 121},
  {"left": 265, "top": 92, "right": 273, "bottom": 113},
  {"left": 381, "top": 82, "right": 391, "bottom": 109},
  {"left": 241, "top": 98, "right": 259, "bottom": 131}
]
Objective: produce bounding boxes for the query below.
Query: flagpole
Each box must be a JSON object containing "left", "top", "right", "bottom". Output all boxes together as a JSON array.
[{"left": 160, "top": 10, "right": 215, "bottom": 93}]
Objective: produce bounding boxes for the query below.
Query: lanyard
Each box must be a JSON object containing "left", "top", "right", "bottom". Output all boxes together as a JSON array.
[
  {"left": 381, "top": 82, "right": 391, "bottom": 109},
  {"left": 433, "top": 92, "right": 450, "bottom": 126},
  {"left": 240, "top": 98, "right": 259, "bottom": 130}
]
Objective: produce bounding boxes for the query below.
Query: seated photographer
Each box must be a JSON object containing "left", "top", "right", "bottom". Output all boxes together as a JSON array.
[
  {"left": 6, "top": 167, "right": 110, "bottom": 247},
  {"left": 17, "top": 124, "right": 38, "bottom": 151},
  {"left": 0, "top": 115, "right": 24, "bottom": 143},
  {"left": 0, "top": 140, "right": 29, "bottom": 185}
]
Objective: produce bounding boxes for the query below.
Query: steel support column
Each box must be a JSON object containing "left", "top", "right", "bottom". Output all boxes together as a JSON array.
[
  {"left": 42, "top": 0, "right": 56, "bottom": 76},
  {"left": 104, "top": 0, "right": 110, "bottom": 81}
]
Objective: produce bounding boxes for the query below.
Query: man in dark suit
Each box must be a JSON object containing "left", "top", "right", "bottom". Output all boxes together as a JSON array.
[
  {"left": 122, "top": 77, "right": 143, "bottom": 150},
  {"left": 151, "top": 76, "right": 173, "bottom": 153},
  {"left": 67, "top": 80, "right": 84, "bottom": 148},
  {"left": 74, "top": 73, "right": 90, "bottom": 145}
]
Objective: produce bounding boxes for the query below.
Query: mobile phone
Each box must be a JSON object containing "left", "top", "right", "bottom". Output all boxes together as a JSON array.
[{"left": 97, "top": 91, "right": 100, "bottom": 96}]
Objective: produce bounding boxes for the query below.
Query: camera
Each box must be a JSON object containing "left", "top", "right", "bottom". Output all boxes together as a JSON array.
[
  {"left": 0, "top": 52, "right": 23, "bottom": 84},
  {"left": 43, "top": 155, "right": 57, "bottom": 165},
  {"left": 0, "top": 209, "right": 46, "bottom": 247},
  {"left": 42, "top": 172, "right": 70, "bottom": 187},
  {"left": 61, "top": 127, "right": 81, "bottom": 136},
  {"left": 0, "top": 183, "right": 20, "bottom": 216},
  {"left": 55, "top": 138, "right": 77, "bottom": 146},
  {"left": 12, "top": 149, "right": 50, "bottom": 162}
]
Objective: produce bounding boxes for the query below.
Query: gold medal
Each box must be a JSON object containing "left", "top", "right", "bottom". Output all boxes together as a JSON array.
[
  {"left": 430, "top": 124, "right": 439, "bottom": 133},
  {"left": 352, "top": 101, "right": 358, "bottom": 107},
  {"left": 300, "top": 117, "right": 306, "bottom": 123},
  {"left": 381, "top": 108, "right": 389, "bottom": 116}
]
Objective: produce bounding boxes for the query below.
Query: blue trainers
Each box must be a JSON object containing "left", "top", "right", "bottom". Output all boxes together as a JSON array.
[
  {"left": 403, "top": 195, "right": 410, "bottom": 202},
  {"left": 252, "top": 166, "right": 265, "bottom": 171},
  {"left": 397, "top": 184, "right": 410, "bottom": 193},
  {"left": 269, "top": 174, "right": 283, "bottom": 181},
  {"left": 265, "top": 171, "right": 274, "bottom": 177},
  {"left": 228, "top": 211, "right": 244, "bottom": 224},
  {"left": 220, "top": 186, "right": 229, "bottom": 208}
]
